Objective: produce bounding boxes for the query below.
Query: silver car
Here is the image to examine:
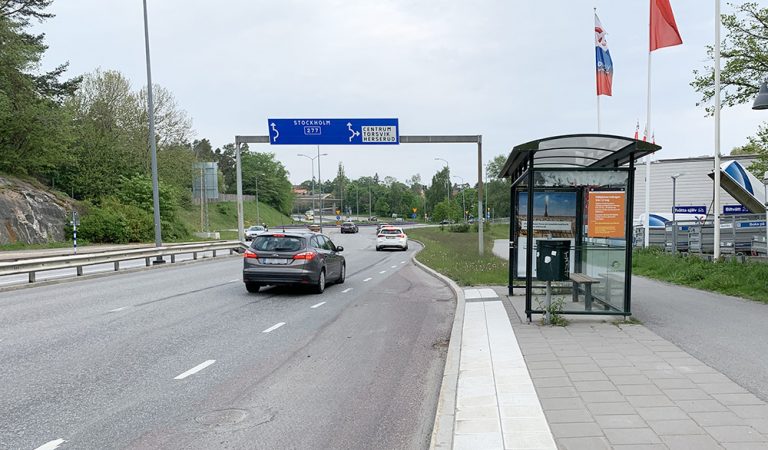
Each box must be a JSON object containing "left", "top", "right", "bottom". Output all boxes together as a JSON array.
[{"left": 242, "top": 232, "right": 345, "bottom": 294}]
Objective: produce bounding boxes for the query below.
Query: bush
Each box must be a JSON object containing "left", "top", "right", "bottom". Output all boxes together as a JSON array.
[
  {"left": 77, "top": 202, "right": 130, "bottom": 243},
  {"left": 76, "top": 197, "right": 188, "bottom": 243},
  {"left": 449, "top": 223, "right": 470, "bottom": 233}
]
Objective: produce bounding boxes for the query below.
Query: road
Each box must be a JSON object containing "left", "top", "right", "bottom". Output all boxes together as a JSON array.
[
  {"left": 631, "top": 275, "right": 768, "bottom": 402},
  {"left": 0, "top": 229, "right": 455, "bottom": 450}
]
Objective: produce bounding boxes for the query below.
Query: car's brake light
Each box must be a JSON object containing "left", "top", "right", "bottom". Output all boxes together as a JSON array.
[
  {"left": 273, "top": 233, "right": 285, "bottom": 237},
  {"left": 293, "top": 251, "right": 317, "bottom": 260},
  {"left": 377, "top": 234, "right": 384, "bottom": 238},
  {"left": 397, "top": 234, "right": 406, "bottom": 238},
  {"left": 244, "top": 249, "right": 258, "bottom": 259}
]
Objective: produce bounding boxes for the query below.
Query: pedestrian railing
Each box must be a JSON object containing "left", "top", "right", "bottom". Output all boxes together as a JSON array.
[{"left": 0, "top": 241, "right": 246, "bottom": 283}]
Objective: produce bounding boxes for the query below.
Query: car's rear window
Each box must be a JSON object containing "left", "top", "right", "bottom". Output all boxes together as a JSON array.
[
  {"left": 380, "top": 228, "right": 403, "bottom": 235},
  {"left": 251, "top": 236, "right": 304, "bottom": 252}
]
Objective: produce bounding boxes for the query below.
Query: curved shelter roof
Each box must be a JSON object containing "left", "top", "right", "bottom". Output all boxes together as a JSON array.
[{"left": 498, "top": 134, "right": 661, "bottom": 180}]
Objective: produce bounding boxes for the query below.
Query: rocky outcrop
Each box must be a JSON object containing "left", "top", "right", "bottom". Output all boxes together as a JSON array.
[{"left": 0, "top": 176, "right": 71, "bottom": 245}]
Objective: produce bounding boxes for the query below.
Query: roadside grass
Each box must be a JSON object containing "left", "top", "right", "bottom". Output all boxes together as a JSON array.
[
  {"left": 0, "top": 240, "right": 87, "bottom": 252},
  {"left": 178, "top": 201, "right": 293, "bottom": 233},
  {"left": 407, "top": 227, "right": 508, "bottom": 286},
  {"left": 633, "top": 248, "right": 768, "bottom": 303},
  {"left": 487, "top": 223, "right": 509, "bottom": 240}
]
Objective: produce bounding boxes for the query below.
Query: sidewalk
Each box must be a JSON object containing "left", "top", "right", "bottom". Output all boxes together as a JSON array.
[{"left": 437, "top": 286, "right": 768, "bottom": 449}]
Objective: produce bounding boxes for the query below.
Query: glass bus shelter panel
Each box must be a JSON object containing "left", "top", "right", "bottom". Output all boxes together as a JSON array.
[{"left": 578, "top": 244, "right": 628, "bottom": 313}]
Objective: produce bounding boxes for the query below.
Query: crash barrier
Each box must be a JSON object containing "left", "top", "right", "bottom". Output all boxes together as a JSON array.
[
  {"left": 634, "top": 214, "right": 767, "bottom": 257},
  {"left": 0, "top": 241, "right": 247, "bottom": 284}
]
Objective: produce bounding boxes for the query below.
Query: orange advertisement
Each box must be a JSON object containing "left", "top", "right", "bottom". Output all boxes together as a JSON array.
[{"left": 588, "top": 191, "right": 625, "bottom": 238}]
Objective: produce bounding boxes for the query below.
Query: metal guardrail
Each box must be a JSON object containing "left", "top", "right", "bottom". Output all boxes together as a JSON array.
[{"left": 0, "top": 240, "right": 246, "bottom": 283}]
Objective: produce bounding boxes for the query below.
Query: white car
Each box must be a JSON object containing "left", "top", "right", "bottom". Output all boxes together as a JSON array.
[
  {"left": 376, "top": 227, "right": 408, "bottom": 251},
  {"left": 245, "top": 225, "right": 267, "bottom": 240}
]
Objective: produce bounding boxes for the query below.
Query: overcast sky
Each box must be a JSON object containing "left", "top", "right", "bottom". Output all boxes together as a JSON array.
[{"left": 35, "top": 0, "right": 765, "bottom": 185}]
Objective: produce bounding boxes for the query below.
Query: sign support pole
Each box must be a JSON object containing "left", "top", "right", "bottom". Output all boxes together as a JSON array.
[{"left": 477, "top": 137, "right": 484, "bottom": 255}]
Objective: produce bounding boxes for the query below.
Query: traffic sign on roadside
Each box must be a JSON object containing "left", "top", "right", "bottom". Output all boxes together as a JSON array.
[
  {"left": 673, "top": 206, "right": 706, "bottom": 214},
  {"left": 267, "top": 118, "right": 399, "bottom": 145}
]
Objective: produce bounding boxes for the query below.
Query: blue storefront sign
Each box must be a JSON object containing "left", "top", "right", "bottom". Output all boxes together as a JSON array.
[{"left": 267, "top": 118, "right": 399, "bottom": 145}]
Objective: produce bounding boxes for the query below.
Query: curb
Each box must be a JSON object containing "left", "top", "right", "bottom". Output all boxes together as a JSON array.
[{"left": 409, "top": 239, "right": 465, "bottom": 450}]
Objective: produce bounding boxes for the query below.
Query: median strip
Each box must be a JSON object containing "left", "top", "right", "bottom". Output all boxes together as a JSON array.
[
  {"left": 174, "top": 360, "right": 216, "bottom": 380},
  {"left": 262, "top": 322, "right": 285, "bottom": 333}
]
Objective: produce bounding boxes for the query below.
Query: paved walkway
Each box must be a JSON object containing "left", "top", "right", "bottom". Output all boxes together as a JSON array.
[{"left": 440, "top": 286, "right": 768, "bottom": 449}]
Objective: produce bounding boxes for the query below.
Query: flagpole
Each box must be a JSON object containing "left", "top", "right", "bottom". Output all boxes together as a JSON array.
[
  {"left": 597, "top": 96, "right": 602, "bottom": 133},
  {"left": 644, "top": 49, "right": 653, "bottom": 248},
  {"left": 714, "top": 0, "right": 721, "bottom": 259}
]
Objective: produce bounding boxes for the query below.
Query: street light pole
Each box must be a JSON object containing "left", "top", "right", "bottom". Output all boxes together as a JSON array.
[
  {"left": 714, "top": 0, "right": 722, "bottom": 260},
  {"left": 142, "top": 0, "right": 163, "bottom": 263},
  {"left": 317, "top": 145, "right": 323, "bottom": 231},
  {"left": 298, "top": 153, "right": 325, "bottom": 219}
]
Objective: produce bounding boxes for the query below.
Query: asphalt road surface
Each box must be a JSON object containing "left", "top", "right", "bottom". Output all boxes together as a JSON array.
[
  {"left": 0, "top": 229, "right": 455, "bottom": 450},
  {"left": 631, "top": 275, "right": 768, "bottom": 403}
]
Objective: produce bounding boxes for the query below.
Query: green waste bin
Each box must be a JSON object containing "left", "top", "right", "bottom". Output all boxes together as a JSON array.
[{"left": 536, "top": 240, "right": 571, "bottom": 281}]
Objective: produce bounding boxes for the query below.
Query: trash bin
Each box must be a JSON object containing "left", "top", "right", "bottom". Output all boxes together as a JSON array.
[{"left": 536, "top": 240, "right": 571, "bottom": 281}]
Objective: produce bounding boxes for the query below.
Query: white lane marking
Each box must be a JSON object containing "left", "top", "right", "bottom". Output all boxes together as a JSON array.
[
  {"left": 262, "top": 322, "right": 285, "bottom": 333},
  {"left": 363, "top": 277, "right": 372, "bottom": 282},
  {"left": 391, "top": 265, "right": 397, "bottom": 268},
  {"left": 174, "top": 360, "right": 216, "bottom": 380},
  {"left": 229, "top": 279, "right": 240, "bottom": 283},
  {"left": 400, "top": 261, "right": 406, "bottom": 264},
  {"left": 310, "top": 302, "right": 326, "bottom": 309},
  {"left": 34, "top": 439, "right": 66, "bottom": 450},
  {"left": 379, "top": 270, "right": 387, "bottom": 274},
  {"left": 109, "top": 306, "right": 129, "bottom": 313},
  {"left": 342, "top": 288, "right": 353, "bottom": 293}
]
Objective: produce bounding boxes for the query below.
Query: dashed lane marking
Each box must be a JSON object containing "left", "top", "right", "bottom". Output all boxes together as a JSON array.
[
  {"left": 342, "top": 288, "right": 353, "bottom": 293},
  {"left": 109, "top": 306, "right": 129, "bottom": 313},
  {"left": 379, "top": 270, "right": 387, "bottom": 274},
  {"left": 363, "top": 277, "right": 372, "bottom": 282},
  {"left": 310, "top": 302, "right": 326, "bottom": 309},
  {"left": 262, "top": 322, "right": 285, "bottom": 333},
  {"left": 400, "top": 261, "right": 406, "bottom": 264},
  {"left": 391, "top": 265, "right": 397, "bottom": 268},
  {"left": 174, "top": 360, "right": 216, "bottom": 380},
  {"left": 34, "top": 439, "right": 66, "bottom": 450}
]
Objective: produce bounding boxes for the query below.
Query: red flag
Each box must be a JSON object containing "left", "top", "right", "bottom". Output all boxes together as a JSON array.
[
  {"left": 634, "top": 121, "right": 639, "bottom": 140},
  {"left": 650, "top": 0, "right": 683, "bottom": 51}
]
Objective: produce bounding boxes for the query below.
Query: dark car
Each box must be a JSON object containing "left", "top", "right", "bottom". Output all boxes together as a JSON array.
[
  {"left": 243, "top": 232, "right": 345, "bottom": 294},
  {"left": 376, "top": 223, "right": 391, "bottom": 233},
  {"left": 340, "top": 221, "right": 358, "bottom": 233}
]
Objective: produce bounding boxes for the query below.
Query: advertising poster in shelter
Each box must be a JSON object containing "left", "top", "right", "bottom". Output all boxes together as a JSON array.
[
  {"left": 516, "top": 191, "right": 576, "bottom": 277},
  {"left": 587, "top": 191, "right": 625, "bottom": 238}
]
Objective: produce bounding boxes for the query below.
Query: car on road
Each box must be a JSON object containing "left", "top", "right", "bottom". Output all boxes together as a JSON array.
[
  {"left": 340, "top": 221, "right": 358, "bottom": 233},
  {"left": 245, "top": 225, "right": 267, "bottom": 240},
  {"left": 307, "top": 224, "right": 321, "bottom": 232},
  {"left": 376, "top": 223, "right": 390, "bottom": 233},
  {"left": 376, "top": 227, "right": 408, "bottom": 251},
  {"left": 243, "top": 232, "right": 345, "bottom": 294}
]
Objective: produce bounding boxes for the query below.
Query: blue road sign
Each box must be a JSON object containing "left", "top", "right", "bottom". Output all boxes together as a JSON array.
[
  {"left": 267, "top": 118, "right": 399, "bottom": 145},
  {"left": 411, "top": 213, "right": 417, "bottom": 219},
  {"left": 673, "top": 206, "right": 706, "bottom": 214},
  {"left": 723, "top": 204, "right": 750, "bottom": 215}
]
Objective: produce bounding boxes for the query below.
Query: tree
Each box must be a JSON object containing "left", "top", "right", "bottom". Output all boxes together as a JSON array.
[
  {"left": 426, "top": 167, "right": 451, "bottom": 212},
  {"left": 240, "top": 151, "right": 294, "bottom": 214},
  {"left": 691, "top": 2, "right": 768, "bottom": 175},
  {"left": 0, "top": 0, "right": 80, "bottom": 179}
]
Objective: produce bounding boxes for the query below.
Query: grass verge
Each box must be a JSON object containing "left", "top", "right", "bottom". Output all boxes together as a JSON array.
[
  {"left": 407, "top": 227, "right": 508, "bottom": 286},
  {"left": 178, "top": 201, "right": 293, "bottom": 233},
  {"left": 633, "top": 248, "right": 768, "bottom": 303}
]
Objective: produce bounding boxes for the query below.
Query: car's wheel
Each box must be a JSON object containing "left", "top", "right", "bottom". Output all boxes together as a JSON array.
[
  {"left": 375, "top": 246, "right": 381, "bottom": 251},
  {"left": 337, "top": 263, "right": 346, "bottom": 284},
  {"left": 313, "top": 269, "right": 326, "bottom": 294},
  {"left": 245, "top": 282, "right": 261, "bottom": 293},
  {"left": 403, "top": 244, "right": 408, "bottom": 251}
]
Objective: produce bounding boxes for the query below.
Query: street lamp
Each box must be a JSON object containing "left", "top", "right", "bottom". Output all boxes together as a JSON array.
[
  {"left": 298, "top": 153, "right": 326, "bottom": 220},
  {"left": 753, "top": 79, "right": 768, "bottom": 110},
  {"left": 435, "top": 157, "right": 450, "bottom": 201},
  {"left": 142, "top": 0, "right": 163, "bottom": 264},
  {"left": 453, "top": 175, "right": 466, "bottom": 222},
  {"left": 671, "top": 173, "right": 684, "bottom": 254}
]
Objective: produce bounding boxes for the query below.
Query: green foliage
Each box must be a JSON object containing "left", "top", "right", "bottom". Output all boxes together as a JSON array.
[
  {"left": 432, "top": 200, "right": 461, "bottom": 223},
  {"left": 450, "top": 223, "right": 470, "bottom": 233},
  {"left": 633, "top": 248, "right": 768, "bottom": 303},
  {"left": 240, "top": 151, "right": 294, "bottom": 214},
  {"left": 535, "top": 296, "right": 569, "bottom": 326},
  {"left": 408, "top": 227, "right": 508, "bottom": 286},
  {"left": 426, "top": 167, "right": 451, "bottom": 213}
]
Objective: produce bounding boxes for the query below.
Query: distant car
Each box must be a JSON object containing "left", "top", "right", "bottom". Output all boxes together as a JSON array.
[
  {"left": 368, "top": 216, "right": 378, "bottom": 222},
  {"left": 308, "top": 224, "right": 321, "bottom": 232},
  {"left": 394, "top": 217, "right": 404, "bottom": 223},
  {"left": 376, "top": 223, "right": 391, "bottom": 233},
  {"left": 245, "top": 225, "right": 267, "bottom": 240},
  {"left": 439, "top": 219, "right": 451, "bottom": 225},
  {"left": 340, "top": 221, "right": 358, "bottom": 233},
  {"left": 243, "top": 231, "right": 345, "bottom": 294},
  {"left": 376, "top": 227, "right": 408, "bottom": 251}
]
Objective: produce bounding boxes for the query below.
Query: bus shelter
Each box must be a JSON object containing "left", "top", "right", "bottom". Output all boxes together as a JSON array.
[{"left": 498, "top": 134, "right": 660, "bottom": 321}]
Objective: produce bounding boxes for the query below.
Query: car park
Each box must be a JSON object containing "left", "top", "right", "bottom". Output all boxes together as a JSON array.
[
  {"left": 245, "top": 225, "right": 267, "bottom": 240},
  {"left": 340, "top": 221, "right": 358, "bottom": 233},
  {"left": 243, "top": 231, "right": 345, "bottom": 294},
  {"left": 376, "top": 227, "right": 408, "bottom": 251}
]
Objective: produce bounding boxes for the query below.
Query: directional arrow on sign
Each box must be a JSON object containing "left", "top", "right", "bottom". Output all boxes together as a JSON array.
[
  {"left": 347, "top": 123, "right": 360, "bottom": 142},
  {"left": 270, "top": 123, "right": 279, "bottom": 142}
]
